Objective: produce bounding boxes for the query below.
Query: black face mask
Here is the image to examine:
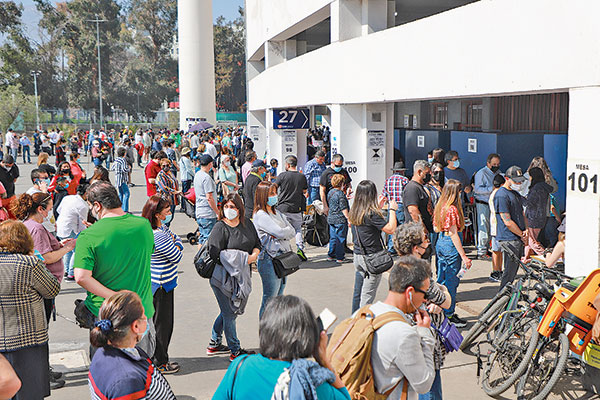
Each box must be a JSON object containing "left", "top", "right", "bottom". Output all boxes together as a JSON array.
[
  {"left": 432, "top": 170, "right": 444, "bottom": 183},
  {"left": 490, "top": 165, "right": 500, "bottom": 173},
  {"left": 61, "top": 170, "right": 70, "bottom": 175},
  {"left": 420, "top": 244, "right": 433, "bottom": 259},
  {"left": 423, "top": 172, "right": 432, "bottom": 184}
]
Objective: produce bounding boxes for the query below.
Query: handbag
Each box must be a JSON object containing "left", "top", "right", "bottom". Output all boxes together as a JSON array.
[
  {"left": 433, "top": 316, "right": 464, "bottom": 352},
  {"left": 272, "top": 251, "right": 302, "bottom": 279},
  {"left": 354, "top": 225, "right": 393, "bottom": 275},
  {"left": 194, "top": 241, "right": 216, "bottom": 279}
]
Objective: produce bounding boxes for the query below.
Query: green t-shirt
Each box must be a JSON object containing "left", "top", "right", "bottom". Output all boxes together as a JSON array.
[{"left": 73, "top": 214, "right": 155, "bottom": 318}]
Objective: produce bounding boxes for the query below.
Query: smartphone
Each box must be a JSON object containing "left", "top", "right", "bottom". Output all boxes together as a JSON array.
[{"left": 316, "top": 308, "right": 337, "bottom": 332}]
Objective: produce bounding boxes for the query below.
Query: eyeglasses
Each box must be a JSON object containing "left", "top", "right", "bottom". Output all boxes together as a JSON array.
[{"left": 414, "top": 287, "right": 429, "bottom": 300}]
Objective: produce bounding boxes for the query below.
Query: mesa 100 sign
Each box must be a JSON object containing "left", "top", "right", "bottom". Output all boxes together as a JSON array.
[{"left": 273, "top": 108, "right": 310, "bottom": 129}]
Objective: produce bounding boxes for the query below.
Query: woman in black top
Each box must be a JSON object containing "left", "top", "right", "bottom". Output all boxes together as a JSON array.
[
  {"left": 36, "top": 152, "right": 56, "bottom": 178},
  {"left": 205, "top": 193, "right": 261, "bottom": 361},
  {"left": 348, "top": 180, "right": 398, "bottom": 313}
]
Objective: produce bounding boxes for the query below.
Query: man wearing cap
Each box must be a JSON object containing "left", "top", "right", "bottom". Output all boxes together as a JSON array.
[
  {"left": 382, "top": 161, "right": 409, "bottom": 254},
  {"left": 493, "top": 165, "right": 528, "bottom": 289},
  {"left": 243, "top": 159, "right": 267, "bottom": 217},
  {"left": 194, "top": 154, "right": 219, "bottom": 245}
]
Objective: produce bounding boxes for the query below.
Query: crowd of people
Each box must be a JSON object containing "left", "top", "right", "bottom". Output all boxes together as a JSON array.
[{"left": 0, "top": 123, "right": 585, "bottom": 400}]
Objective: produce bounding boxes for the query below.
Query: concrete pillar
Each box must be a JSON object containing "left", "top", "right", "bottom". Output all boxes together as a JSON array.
[
  {"left": 178, "top": 0, "right": 216, "bottom": 128},
  {"left": 297, "top": 40, "right": 308, "bottom": 56},
  {"left": 248, "top": 110, "right": 267, "bottom": 160},
  {"left": 362, "top": 0, "right": 388, "bottom": 35},
  {"left": 387, "top": 0, "right": 396, "bottom": 29},
  {"left": 331, "top": 0, "right": 362, "bottom": 43},
  {"left": 285, "top": 40, "right": 297, "bottom": 60},
  {"left": 248, "top": 60, "right": 265, "bottom": 81},
  {"left": 265, "top": 41, "right": 285, "bottom": 68},
  {"left": 565, "top": 87, "right": 600, "bottom": 277}
]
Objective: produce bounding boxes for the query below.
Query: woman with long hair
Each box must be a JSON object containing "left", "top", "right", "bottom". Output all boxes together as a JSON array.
[
  {"left": 252, "top": 181, "right": 295, "bottom": 318},
  {"left": 349, "top": 180, "right": 398, "bottom": 313},
  {"left": 155, "top": 159, "right": 180, "bottom": 227},
  {"left": 49, "top": 161, "right": 76, "bottom": 196},
  {"left": 524, "top": 167, "right": 553, "bottom": 259},
  {"left": 432, "top": 179, "right": 472, "bottom": 327},
  {"left": 141, "top": 195, "right": 183, "bottom": 374},
  {"left": 89, "top": 166, "right": 111, "bottom": 185},
  {"left": 36, "top": 152, "right": 56, "bottom": 177}
]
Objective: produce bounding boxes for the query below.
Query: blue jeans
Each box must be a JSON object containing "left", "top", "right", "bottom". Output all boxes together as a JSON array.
[
  {"left": 308, "top": 186, "right": 320, "bottom": 205},
  {"left": 436, "top": 233, "right": 462, "bottom": 317},
  {"left": 352, "top": 254, "right": 382, "bottom": 313},
  {"left": 210, "top": 283, "right": 240, "bottom": 353},
  {"left": 117, "top": 182, "right": 130, "bottom": 212},
  {"left": 59, "top": 231, "right": 78, "bottom": 277},
  {"left": 476, "top": 202, "right": 490, "bottom": 256},
  {"left": 10, "top": 148, "right": 17, "bottom": 161},
  {"left": 418, "top": 369, "right": 443, "bottom": 400},
  {"left": 93, "top": 157, "right": 102, "bottom": 167},
  {"left": 386, "top": 205, "right": 405, "bottom": 253},
  {"left": 196, "top": 217, "right": 217, "bottom": 245},
  {"left": 328, "top": 223, "right": 347, "bottom": 260},
  {"left": 257, "top": 253, "right": 285, "bottom": 319},
  {"left": 22, "top": 145, "right": 30, "bottom": 163}
]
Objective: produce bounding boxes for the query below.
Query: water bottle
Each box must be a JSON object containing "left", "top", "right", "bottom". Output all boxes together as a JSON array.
[{"left": 457, "top": 263, "right": 469, "bottom": 279}]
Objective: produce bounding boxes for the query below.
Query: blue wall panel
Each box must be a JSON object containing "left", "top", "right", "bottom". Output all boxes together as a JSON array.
[
  {"left": 450, "top": 131, "right": 498, "bottom": 179},
  {"left": 497, "top": 133, "right": 544, "bottom": 173},
  {"left": 404, "top": 130, "right": 450, "bottom": 174},
  {"left": 544, "top": 134, "right": 568, "bottom": 212}
]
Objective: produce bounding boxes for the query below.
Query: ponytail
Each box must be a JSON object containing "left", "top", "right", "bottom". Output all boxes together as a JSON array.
[
  {"left": 89, "top": 291, "right": 144, "bottom": 348},
  {"left": 11, "top": 192, "right": 52, "bottom": 221}
]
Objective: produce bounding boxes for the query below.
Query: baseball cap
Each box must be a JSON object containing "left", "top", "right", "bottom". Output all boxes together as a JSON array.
[
  {"left": 199, "top": 154, "right": 214, "bottom": 166},
  {"left": 252, "top": 159, "right": 267, "bottom": 168},
  {"left": 505, "top": 166, "right": 526, "bottom": 183}
]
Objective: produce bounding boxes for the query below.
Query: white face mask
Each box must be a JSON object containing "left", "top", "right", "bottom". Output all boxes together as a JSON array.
[
  {"left": 224, "top": 208, "right": 238, "bottom": 220},
  {"left": 510, "top": 183, "right": 522, "bottom": 191}
]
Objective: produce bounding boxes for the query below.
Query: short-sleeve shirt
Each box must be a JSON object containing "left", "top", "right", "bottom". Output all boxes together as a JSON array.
[
  {"left": 493, "top": 187, "right": 525, "bottom": 241},
  {"left": 207, "top": 219, "right": 262, "bottom": 263},
  {"left": 320, "top": 167, "right": 352, "bottom": 199},
  {"left": 275, "top": 171, "right": 308, "bottom": 213},
  {"left": 444, "top": 167, "right": 471, "bottom": 191},
  {"left": 351, "top": 212, "right": 387, "bottom": 255},
  {"left": 327, "top": 189, "right": 349, "bottom": 225},
  {"left": 194, "top": 170, "right": 217, "bottom": 219},
  {"left": 403, "top": 180, "right": 433, "bottom": 233},
  {"left": 144, "top": 160, "right": 161, "bottom": 196},
  {"left": 73, "top": 214, "right": 155, "bottom": 318},
  {"left": 24, "top": 219, "right": 64, "bottom": 283},
  {"left": 440, "top": 205, "right": 460, "bottom": 232}
]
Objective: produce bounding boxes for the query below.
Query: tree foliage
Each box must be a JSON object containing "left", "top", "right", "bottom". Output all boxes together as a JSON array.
[{"left": 0, "top": 84, "right": 36, "bottom": 131}]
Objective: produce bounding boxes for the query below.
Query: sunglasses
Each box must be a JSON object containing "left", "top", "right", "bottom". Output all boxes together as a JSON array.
[{"left": 414, "top": 287, "right": 429, "bottom": 300}]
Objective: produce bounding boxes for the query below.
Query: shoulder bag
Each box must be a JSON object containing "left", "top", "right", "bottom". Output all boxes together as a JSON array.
[
  {"left": 433, "top": 316, "right": 464, "bottom": 352},
  {"left": 272, "top": 251, "right": 302, "bottom": 279},
  {"left": 194, "top": 241, "right": 216, "bottom": 279},
  {"left": 354, "top": 224, "right": 393, "bottom": 275}
]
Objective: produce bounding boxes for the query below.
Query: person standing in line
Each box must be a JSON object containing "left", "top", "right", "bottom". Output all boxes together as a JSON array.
[
  {"left": 252, "top": 181, "right": 296, "bottom": 318},
  {"left": 494, "top": 166, "right": 528, "bottom": 289},
  {"left": 241, "top": 151, "right": 257, "bottom": 184},
  {"left": 26, "top": 169, "right": 50, "bottom": 195},
  {"left": 523, "top": 167, "right": 553, "bottom": 260},
  {"left": 275, "top": 155, "right": 308, "bottom": 261},
  {"left": 142, "top": 130, "right": 152, "bottom": 163},
  {"left": 320, "top": 153, "right": 353, "bottom": 215},
  {"left": 19, "top": 134, "right": 31, "bottom": 164},
  {"left": 382, "top": 161, "right": 409, "bottom": 254},
  {"left": 432, "top": 180, "right": 472, "bottom": 328},
  {"left": 144, "top": 150, "right": 166, "bottom": 197},
  {"left": 36, "top": 152, "right": 55, "bottom": 178},
  {"left": 112, "top": 147, "right": 131, "bottom": 213},
  {"left": 8, "top": 130, "right": 19, "bottom": 162},
  {"left": 56, "top": 184, "right": 89, "bottom": 282},
  {"left": 205, "top": 193, "right": 261, "bottom": 361},
  {"left": 473, "top": 153, "right": 501, "bottom": 260},
  {"left": 190, "top": 132, "right": 200, "bottom": 159},
  {"left": 403, "top": 160, "right": 434, "bottom": 236},
  {"left": 327, "top": 174, "right": 350, "bottom": 263},
  {"left": 73, "top": 182, "right": 156, "bottom": 359},
  {"left": 488, "top": 174, "right": 506, "bottom": 282},
  {"left": 303, "top": 150, "right": 326, "bottom": 205},
  {"left": 179, "top": 147, "right": 195, "bottom": 196},
  {"left": 156, "top": 159, "right": 180, "bottom": 228},
  {"left": 349, "top": 180, "right": 398, "bottom": 313},
  {"left": 194, "top": 154, "right": 219, "bottom": 245},
  {"left": 242, "top": 159, "right": 267, "bottom": 218},
  {"left": 443, "top": 150, "right": 472, "bottom": 194},
  {"left": 0, "top": 155, "right": 19, "bottom": 219},
  {"left": 68, "top": 152, "right": 86, "bottom": 189},
  {"left": 218, "top": 154, "right": 240, "bottom": 198},
  {"left": 142, "top": 196, "right": 183, "bottom": 374}
]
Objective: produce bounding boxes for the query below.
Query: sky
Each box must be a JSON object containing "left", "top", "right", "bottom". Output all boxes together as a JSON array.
[{"left": 15, "top": 0, "right": 244, "bottom": 43}]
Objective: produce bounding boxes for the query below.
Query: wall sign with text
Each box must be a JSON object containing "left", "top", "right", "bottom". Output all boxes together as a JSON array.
[
  {"left": 273, "top": 108, "right": 310, "bottom": 129},
  {"left": 567, "top": 159, "right": 600, "bottom": 198}
]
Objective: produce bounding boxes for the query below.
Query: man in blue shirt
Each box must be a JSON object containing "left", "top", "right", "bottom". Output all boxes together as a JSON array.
[
  {"left": 444, "top": 150, "right": 471, "bottom": 194},
  {"left": 303, "top": 150, "right": 326, "bottom": 205},
  {"left": 494, "top": 166, "right": 528, "bottom": 289},
  {"left": 473, "top": 153, "right": 501, "bottom": 260}
]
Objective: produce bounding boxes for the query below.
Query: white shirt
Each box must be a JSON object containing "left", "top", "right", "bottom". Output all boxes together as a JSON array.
[
  {"left": 56, "top": 194, "right": 89, "bottom": 238},
  {"left": 204, "top": 141, "right": 218, "bottom": 158},
  {"left": 190, "top": 135, "right": 200, "bottom": 149},
  {"left": 49, "top": 131, "right": 59, "bottom": 144}
]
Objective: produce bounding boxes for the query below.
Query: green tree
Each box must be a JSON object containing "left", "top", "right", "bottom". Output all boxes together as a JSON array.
[
  {"left": 0, "top": 2, "right": 36, "bottom": 93},
  {"left": 0, "top": 84, "right": 36, "bottom": 131}
]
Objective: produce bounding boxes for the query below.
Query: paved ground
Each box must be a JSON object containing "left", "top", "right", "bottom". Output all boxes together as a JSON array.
[{"left": 10, "top": 153, "right": 598, "bottom": 400}]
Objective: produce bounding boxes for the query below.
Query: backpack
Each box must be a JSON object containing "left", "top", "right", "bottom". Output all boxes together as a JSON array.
[{"left": 327, "top": 305, "right": 409, "bottom": 400}]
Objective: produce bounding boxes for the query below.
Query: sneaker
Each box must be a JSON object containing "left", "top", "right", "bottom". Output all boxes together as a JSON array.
[
  {"left": 448, "top": 314, "right": 467, "bottom": 328},
  {"left": 327, "top": 257, "right": 336, "bottom": 261},
  {"left": 297, "top": 248, "right": 308, "bottom": 262},
  {"left": 478, "top": 254, "right": 491, "bottom": 261},
  {"left": 50, "top": 372, "right": 65, "bottom": 390},
  {"left": 50, "top": 368, "right": 63, "bottom": 380},
  {"left": 489, "top": 271, "right": 502, "bottom": 283},
  {"left": 207, "top": 341, "right": 230, "bottom": 355},
  {"left": 65, "top": 275, "right": 75, "bottom": 282},
  {"left": 229, "top": 348, "right": 255, "bottom": 362},
  {"left": 157, "top": 362, "right": 180, "bottom": 374},
  {"left": 336, "top": 258, "right": 350, "bottom": 264}
]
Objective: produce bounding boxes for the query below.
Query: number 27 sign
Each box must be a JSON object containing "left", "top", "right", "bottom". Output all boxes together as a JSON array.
[
  {"left": 273, "top": 108, "right": 310, "bottom": 129},
  {"left": 567, "top": 159, "right": 600, "bottom": 198}
]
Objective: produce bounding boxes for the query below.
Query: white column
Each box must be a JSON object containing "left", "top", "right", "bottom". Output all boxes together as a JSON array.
[
  {"left": 565, "top": 86, "right": 600, "bottom": 277},
  {"left": 330, "top": 0, "right": 362, "bottom": 43},
  {"left": 248, "top": 110, "right": 267, "bottom": 160},
  {"left": 178, "top": 0, "right": 216, "bottom": 128},
  {"left": 362, "top": 0, "right": 388, "bottom": 35},
  {"left": 265, "top": 41, "right": 285, "bottom": 69}
]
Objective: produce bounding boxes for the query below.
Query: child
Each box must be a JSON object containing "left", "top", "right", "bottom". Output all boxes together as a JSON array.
[
  {"left": 326, "top": 174, "right": 349, "bottom": 262},
  {"left": 269, "top": 158, "right": 278, "bottom": 182},
  {"left": 488, "top": 174, "right": 506, "bottom": 282}
]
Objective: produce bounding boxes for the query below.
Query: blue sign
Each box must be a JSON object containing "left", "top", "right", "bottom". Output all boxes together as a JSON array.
[{"left": 273, "top": 108, "right": 310, "bottom": 129}]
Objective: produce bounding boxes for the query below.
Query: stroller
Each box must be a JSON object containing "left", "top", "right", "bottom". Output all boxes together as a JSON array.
[{"left": 181, "top": 189, "right": 200, "bottom": 245}]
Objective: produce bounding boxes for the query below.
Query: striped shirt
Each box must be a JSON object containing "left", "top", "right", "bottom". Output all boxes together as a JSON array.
[
  {"left": 156, "top": 170, "right": 179, "bottom": 206},
  {"left": 151, "top": 226, "right": 183, "bottom": 294},
  {"left": 111, "top": 157, "right": 129, "bottom": 188}
]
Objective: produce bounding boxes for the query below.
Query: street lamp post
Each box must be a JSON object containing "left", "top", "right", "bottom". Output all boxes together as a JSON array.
[
  {"left": 30, "top": 70, "right": 41, "bottom": 130},
  {"left": 87, "top": 15, "right": 107, "bottom": 130}
]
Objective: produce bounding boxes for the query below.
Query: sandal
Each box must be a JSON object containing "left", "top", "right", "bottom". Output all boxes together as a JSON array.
[{"left": 157, "top": 361, "right": 180, "bottom": 374}]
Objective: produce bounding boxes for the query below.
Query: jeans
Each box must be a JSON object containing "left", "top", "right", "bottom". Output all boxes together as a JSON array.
[
  {"left": 386, "top": 206, "right": 405, "bottom": 253},
  {"left": 476, "top": 202, "right": 491, "bottom": 256},
  {"left": 436, "top": 233, "right": 462, "bottom": 317},
  {"left": 59, "top": 231, "right": 78, "bottom": 277},
  {"left": 308, "top": 186, "right": 320, "bottom": 205},
  {"left": 22, "top": 145, "right": 30, "bottom": 163},
  {"left": 182, "top": 180, "right": 192, "bottom": 195},
  {"left": 282, "top": 212, "right": 304, "bottom": 250},
  {"left": 210, "top": 283, "right": 240, "bottom": 353},
  {"left": 418, "top": 369, "right": 443, "bottom": 400},
  {"left": 328, "top": 223, "right": 348, "bottom": 260},
  {"left": 10, "top": 148, "right": 17, "bottom": 162},
  {"left": 117, "top": 182, "right": 130, "bottom": 213},
  {"left": 257, "top": 253, "right": 285, "bottom": 319},
  {"left": 499, "top": 240, "right": 524, "bottom": 289},
  {"left": 352, "top": 254, "right": 382, "bottom": 313},
  {"left": 196, "top": 217, "right": 217, "bottom": 245},
  {"left": 93, "top": 157, "right": 102, "bottom": 167}
]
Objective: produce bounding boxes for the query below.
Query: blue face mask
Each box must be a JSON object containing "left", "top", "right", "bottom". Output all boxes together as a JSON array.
[
  {"left": 267, "top": 195, "right": 278, "bottom": 206},
  {"left": 64, "top": 183, "right": 69, "bottom": 189},
  {"left": 260, "top": 172, "right": 267, "bottom": 179},
  {"left": 34, "top": 249, "right": 45, "bottom": 261},
  {"left": 453, "top": 160, "right": 460, "bottom": 169},
  {"left": 163, "top": 213, "right": 173, "bottom": 225},
  {"left": 141, "top": 319, "right": 150, "bottom": 339},
  {"left": 333, "top": 166, "right": 342, "bottom": 173}
]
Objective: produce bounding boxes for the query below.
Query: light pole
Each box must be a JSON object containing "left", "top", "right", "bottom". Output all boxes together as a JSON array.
[
  {"left": 87, "top": 15, "right": 107, "bottom": 130},
  {"left": 30, "top": 70, "right": 41, "bottom": 130}
]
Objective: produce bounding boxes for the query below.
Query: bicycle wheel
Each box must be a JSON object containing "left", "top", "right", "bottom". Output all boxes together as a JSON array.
[
  {"left": 515, "top": 332, "right": 569, "bottom": 400},
  {"left": 482, "top": 319, "right": 539, "bottom": 396},
  {"left": 460, "top": 295, "right": 510, "bottom": 351}
]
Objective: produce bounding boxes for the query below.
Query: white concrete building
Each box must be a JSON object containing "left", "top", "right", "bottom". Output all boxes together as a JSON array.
[{"left": 246, "top": 0, "right": 600, "bottom": 277}]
